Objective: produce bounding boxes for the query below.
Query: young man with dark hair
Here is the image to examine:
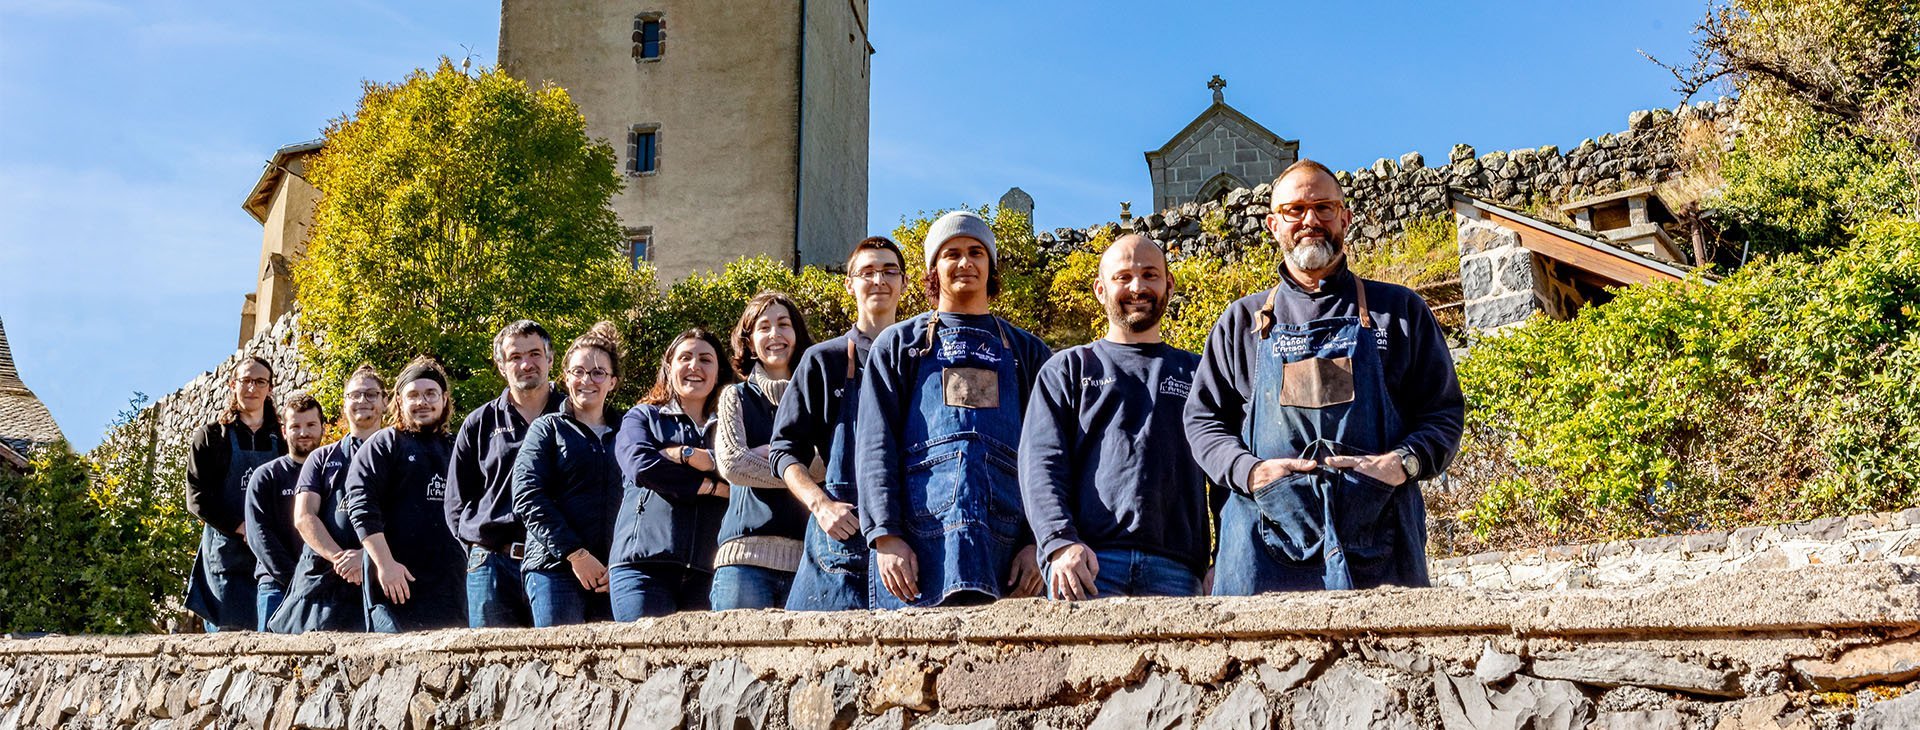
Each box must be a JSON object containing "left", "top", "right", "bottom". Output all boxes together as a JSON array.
[
  {"left": 445, "top": 320, "right": 564, "bottom": 628},
  {"left": 245, "top": 391, "right": 328, "bottom": 631},
  {"left": 1184, "top": 160, "right": 1464, "bottom": 594},
  {"left": 184, "top": 356, "right": 284, "bottom": 631},
  {"left": 271, "top": 365, "right": 386, "bottom": 633},
  {"left": 1019, "top": 235, "right": 1216, "bottom": 600},
  {"left": 347, "top": 357, "right": 466, "bottom": 632},
  {"left": 770, "top": 237, "right": 906, "bottom": 611},
  {"left": 857, "top": 212, "right": 1049, "bottom": 608}
]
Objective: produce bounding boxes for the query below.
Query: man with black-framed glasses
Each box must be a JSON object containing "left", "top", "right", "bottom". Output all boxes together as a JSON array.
[{"left": 1184, "top": 159, "right": 1464, "bottom": 595}]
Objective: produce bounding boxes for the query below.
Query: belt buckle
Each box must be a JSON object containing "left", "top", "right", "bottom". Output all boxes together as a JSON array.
[{"left": 508, "top": 543, "right": 525, "bottom": 560}]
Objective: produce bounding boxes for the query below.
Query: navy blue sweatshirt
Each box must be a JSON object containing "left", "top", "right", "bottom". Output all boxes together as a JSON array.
[
  {"left": 511, "top": 410, "right": 624, "bottom": 573},
  {"left": 856, "top": 311, "right": 1053, "bottom": 544},
  {"left": 343, "top": 428, "right": 460, "bottom": 564},
  {"left": 244, "top": 454, "right": 305, "bottom": 585},
  {"left": 1183, "top": 267, "right": 1465, "bottom": 493},
  {"left": 768, "top": 332, "right": 865, "bottom": 485},
  {"left": 445, "top": 387, "right": 564, "bottom": 550},
  {"left": 292, "top": 437, "right": 363, "bottom": 572},
  {"left": 611, "top": 402, "right": 727, "bottom": 570},
  {"left": 1018, "top": 340, "right": 1219, "bottom": 573}
]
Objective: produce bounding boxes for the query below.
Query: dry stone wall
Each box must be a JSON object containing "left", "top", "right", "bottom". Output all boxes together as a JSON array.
[
  {"left": 1038, "top": 101, "right": 1734, "bottom": 262},
  {"left": 8, "top": 563, "right": 1920, "bottom": 729}
]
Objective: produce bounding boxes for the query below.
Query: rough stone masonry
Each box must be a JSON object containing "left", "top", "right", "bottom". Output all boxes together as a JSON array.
[{"left": 8, "top": 562, "right": 1920, "bottom": 729}]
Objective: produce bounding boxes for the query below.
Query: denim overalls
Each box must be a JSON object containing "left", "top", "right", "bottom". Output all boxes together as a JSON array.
[
  {"left": 267, "top": 437, "right": 367, "bottom": 633},
  {"left": 185, "top": 428, "right": 279, "bottom": 631},
  {"left": 788, "top": 337, "right": 871, "bottom": 611},
  {"left": 871, "top": 314, "right": 1027, "bottom": 609},
  {"left": 1212, "top": 277, "right": 1429, "bottom": 595}
]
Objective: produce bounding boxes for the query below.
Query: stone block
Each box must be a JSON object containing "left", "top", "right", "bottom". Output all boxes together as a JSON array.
[
  {"left": 1631, "top": 536, "right": 1682, "bottom": 555},
  {"left": 1474, "top": 643, "right": 1524, "bottom": 685},
  {"left": 1530, "top": 648, "right": 1740, "bottom": 697},
  {"left": 788, "top": 667, "right": 860, "bottom": 730},
  {"left": 1199, "top": 682, "right": 1270, "bottom": 730},
  {"left": 1590, "top": 709, "right": 1685, "bottom": 729},
  {"left": 1256, "top": 649, "right": 1330, "bottom": 694},
  {"left": 1466, "top": 292, "right": 1538, "bottom": 331},
  {"left": 1433, "top": 671, "right": 1593, "bottom": 730},
  {"left": 1496, "top": 250, "right": 1534, "bottom": 292},
  {"left": 1683, "top": 532, "right": 1729, "bottom": 554},
  {"left": 1460, "top": 256, "right": 1495, "bottom": 298},
  {"left": 617, "top": 666, "right": 686, "bottom": 730},
  {"left": 936, "top": 650, "right": 1067, "bottom": 711},
  {"left": 1781, "top": 517, "right": 1846, "bottom": 541},
  {"left": 1858, "top": 690, "right": 1920, "bottom": 729},
  {"left": 1791, "top": 639, "right": 1920, "bottom": 690},
  {"left": 698, "top": 659, "right": 771, "bottom": 730},
  {"left": 1087, "top": 672, "right": 1199, "bottom": 730},
  {"left": 864, "top": 662, "right": 933, "bottom": 714},
  {"left": 1291, "top": 665, "right": 1417, "bottom": 730}
]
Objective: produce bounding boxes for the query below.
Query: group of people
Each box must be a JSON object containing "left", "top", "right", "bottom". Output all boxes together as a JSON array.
[{"left": 182, "top": 160, "right": 1465, "bottom": 634}]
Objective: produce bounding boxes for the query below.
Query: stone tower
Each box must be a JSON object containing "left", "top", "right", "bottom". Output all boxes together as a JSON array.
[
  {"left": 0, "top": 316, "right": 63, "bottom": 471},
  {"left": 499, "top": 1, "right": 873, "bottom": 280},
  {"left": 1145, "top": 76, "right": 1298, "bottom": 213}
]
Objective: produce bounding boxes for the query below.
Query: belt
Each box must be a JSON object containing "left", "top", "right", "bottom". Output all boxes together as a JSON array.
[{"left": 478, "top": 542, "right": 525, "bottom": 560}]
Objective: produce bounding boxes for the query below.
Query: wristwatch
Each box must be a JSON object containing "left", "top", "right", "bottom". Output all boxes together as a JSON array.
[
  {"left": 1394, "top": 448, "right": 1421, "bottom": 481},
  {"left": 680, "top": 445, "right": 696, "bottom": 463}
]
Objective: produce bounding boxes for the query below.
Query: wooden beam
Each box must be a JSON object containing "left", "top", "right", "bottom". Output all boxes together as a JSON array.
[{"left": 1478, "top": 208, "right": 1684, "bottom": 286}]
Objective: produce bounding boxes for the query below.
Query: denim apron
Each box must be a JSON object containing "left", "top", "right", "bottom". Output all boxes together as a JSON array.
[
  {"left": 1212, "top": 277, "right": 1429, "bottom": 594},
  {"left": 871, "top": 314, "right": 1026, "bottom": 609},
  {"left": 185, "top": 428, "right": 279, "bottom": 630},
  {"left": 267, "top": 438, "right": 367, "bottom": 633},
  {"left": 788, "top": 337, "right": 871, "bottom": 611}
]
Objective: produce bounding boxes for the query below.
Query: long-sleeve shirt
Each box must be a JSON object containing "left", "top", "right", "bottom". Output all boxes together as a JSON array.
[
  {"left": 768, "top": 330, "right": 870, "bottom": 486},
  {"left": 444, "top": 387, "right": 564, "bottom": 550},
  {"left": 244, "top": 454, "right": 306, "bottom": 586},
  {"left": 1183, "top": 267, "right": 1465, "bottom": 494},
  {"left": 185, "top": 414, "right": 283, "bottom": 534},
  {"left": 1018, "top": 340, "right": 1220, "bottom": 573},
  {"left": 714, "top": 366, "right": 791, "bottom": 491},
  {"left": 856, "top": 311, "right": 1053, "bottom": 545}
]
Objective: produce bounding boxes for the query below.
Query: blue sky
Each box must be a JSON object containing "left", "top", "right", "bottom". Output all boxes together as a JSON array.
[{"left": 0, "top": 1, "right": 1707, "bottom": 449}]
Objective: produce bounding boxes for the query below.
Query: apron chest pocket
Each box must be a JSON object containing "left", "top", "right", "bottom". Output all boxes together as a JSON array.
[{"left": 1280, "top": 356, "right": 1355, "bottom": 408}]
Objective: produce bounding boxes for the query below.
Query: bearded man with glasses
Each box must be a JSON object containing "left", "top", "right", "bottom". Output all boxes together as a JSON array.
[{"left": 1183, "top": 160, "right": 1464, "bottom": 595}]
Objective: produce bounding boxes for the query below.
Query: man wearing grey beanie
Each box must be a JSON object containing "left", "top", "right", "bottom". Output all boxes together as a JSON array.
[{"left": 856, "top": 210, "right": 1051, "bottom": 608}]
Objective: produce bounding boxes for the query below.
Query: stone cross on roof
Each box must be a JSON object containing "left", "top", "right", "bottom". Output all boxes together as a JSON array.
[{"left": 1208, "top": 75, "right": 1226, "bottom": 103}]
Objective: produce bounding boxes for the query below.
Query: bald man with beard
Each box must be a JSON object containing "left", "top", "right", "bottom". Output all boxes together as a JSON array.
[
  {"left": 1018, "top": 235, "right": 1217, "bottom": 600},
  {"left": 1183, "top": 160, "right": 1463, "bottom": 595}
]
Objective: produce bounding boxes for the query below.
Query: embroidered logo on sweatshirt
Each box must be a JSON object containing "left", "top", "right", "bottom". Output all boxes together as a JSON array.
[
  {"left": 1159, "top": 378, "right": 1192, "bottom": 399},
  {"left": 426, "top": 474, "right": 447, "bottom": 501}
]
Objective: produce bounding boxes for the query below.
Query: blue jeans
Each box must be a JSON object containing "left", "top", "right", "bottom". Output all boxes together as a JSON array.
[
  {"left": 710, "top": 564, "right": 794, "bottom": 610},
  {"left": 609, "top": 564, "right": 712, "bottom": 620},
  {"left": 466, "top": 546, "right": 531, "bottom": 628},
  {"left": 255, "top": 579, "right": 287, "bottom": 632},
  {"left": 525, "top": 568, "right": 613, "bottom": 627},
  {"left": 1045, "top": 548, "right": 1200, "bottom": 600}
]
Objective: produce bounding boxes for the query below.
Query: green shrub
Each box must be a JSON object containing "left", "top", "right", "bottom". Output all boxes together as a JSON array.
[{"left": 1448, "top": 220, "right": 1920, "bottom": 549}]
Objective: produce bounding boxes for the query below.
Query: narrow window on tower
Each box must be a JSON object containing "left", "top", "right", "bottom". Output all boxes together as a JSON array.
[
  {"left": 627, "top": 124, "right": 659, "bottom": 175},
  {"left": 633, "top": 14, "right": 664, "bottom": 61},
  {"left": 625, "top": 227, "right": 654, "bottom": 269}
]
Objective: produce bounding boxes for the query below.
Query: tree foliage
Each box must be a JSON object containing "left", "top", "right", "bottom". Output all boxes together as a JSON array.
[
  {"left": 294, "top": 59, "right": 648, "bottom": 411},
  {"left": 0, "top": 396, "right": 196, "bottom": 634}
]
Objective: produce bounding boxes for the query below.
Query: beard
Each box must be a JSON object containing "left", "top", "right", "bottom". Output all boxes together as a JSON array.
[
  {"left": 1285, "top": 225, "right": 1346, "bottom": 272},
  {"left": 291, "top": 440, "right": 318, "bottom": 459},
  {"left": 1106, "top": 289, "right": 1166, "bottom": 333}
]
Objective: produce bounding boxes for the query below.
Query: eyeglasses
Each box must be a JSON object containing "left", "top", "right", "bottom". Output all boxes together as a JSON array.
[
  {"left": 1275, "top": 199, "right": 1345, "bottom": 222},
  {"left": 344, "top": 389, "right": 385, "bottom": 402},
  {"left": 850, "top": 269, "right": 903, "bottom": 283},
  {"left": 566, "top": 368, "right": 614, "bottom": 383},
  {"left": 236, "top": 377, "right": 270, "bottom": 389}
]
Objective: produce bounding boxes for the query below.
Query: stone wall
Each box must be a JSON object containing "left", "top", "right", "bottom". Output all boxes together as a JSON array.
[
  {"left": 1039, "top": 101, "right": 1735, "bottom": 262},
  {"left": 93, "top": 309, "right": 313, "bottom": 460},
  {"left": 8, "top": 563, "right": 1920, "bottom": 729},
  {"left": 1432, "top": 507, "right": 1920, "bottom": 595}
]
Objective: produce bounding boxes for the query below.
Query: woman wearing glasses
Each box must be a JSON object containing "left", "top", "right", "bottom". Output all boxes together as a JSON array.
[
  {"left": 710, "top": 291, "right": 819, "bottom": 610},
  {"left": 512, "top": 322, "right": 627, "bottom": 627}
]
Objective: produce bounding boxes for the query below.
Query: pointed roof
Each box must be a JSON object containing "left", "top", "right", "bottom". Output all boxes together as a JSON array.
[
  {"left": 0, "top": 316, "right": 65, "bottom": 455},
  {"left": 1145, "top": 78, "right": 1295, "bottom": 163}
]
